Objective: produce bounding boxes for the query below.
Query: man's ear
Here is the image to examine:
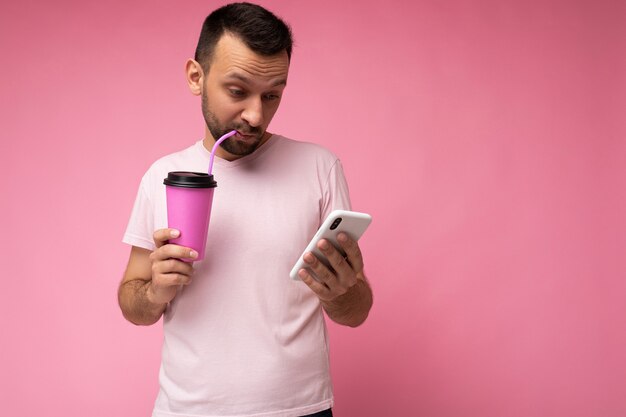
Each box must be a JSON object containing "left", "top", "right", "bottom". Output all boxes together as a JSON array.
[{"left": 185, "top": 59, "right": 204, "bottom": 96}]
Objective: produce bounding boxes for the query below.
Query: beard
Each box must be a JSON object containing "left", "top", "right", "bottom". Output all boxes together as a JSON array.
[{"left": 201, "top": 92, "right": 265, "bottom": 157}]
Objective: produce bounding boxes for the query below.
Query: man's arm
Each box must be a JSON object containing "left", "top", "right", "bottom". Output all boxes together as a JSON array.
[
  {"left": 298, "top": 233, "right": 373, "bottom": 327},
  {"left": 118, "top": 229, "right": 197, "bottom": 326}
]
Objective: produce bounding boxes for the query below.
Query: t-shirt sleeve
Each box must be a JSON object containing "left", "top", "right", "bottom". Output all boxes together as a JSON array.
[
  {"left": 320, "top": 159, "right": 352, "bottom": 222},
  {"left": 122, "top": 177, "right": 156, "bottom": 251}
]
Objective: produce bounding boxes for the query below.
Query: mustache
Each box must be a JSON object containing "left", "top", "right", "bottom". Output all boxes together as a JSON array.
[{"left": 232, "top": 125, "right": 262, "bottom": 135}]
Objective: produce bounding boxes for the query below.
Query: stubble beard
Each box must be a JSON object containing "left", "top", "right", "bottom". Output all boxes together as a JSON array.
[{"left": 201, "top": 92, "right": 264, "bottom": 157}]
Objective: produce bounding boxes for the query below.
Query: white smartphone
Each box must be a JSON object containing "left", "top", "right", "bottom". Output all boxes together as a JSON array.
[{"left": 290, "top": 209, "right": 372, "bottom": 280}]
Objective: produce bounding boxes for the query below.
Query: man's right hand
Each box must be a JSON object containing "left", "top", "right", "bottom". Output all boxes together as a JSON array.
[
  {"left": 147, "top": 228, "right": 198, "bottom": 305},
  {"left": 118, "top": 228, "right": 198, "bottom": 325}
]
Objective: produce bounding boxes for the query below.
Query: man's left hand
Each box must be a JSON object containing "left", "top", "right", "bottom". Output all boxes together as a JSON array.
[{"left": 298, "top": 232, "right": 364, "bottom": 302}]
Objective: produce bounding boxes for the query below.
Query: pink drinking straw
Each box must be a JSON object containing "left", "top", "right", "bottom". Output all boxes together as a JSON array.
[{"left": 208, "top": 130, "right": 237, "bottom": 174}]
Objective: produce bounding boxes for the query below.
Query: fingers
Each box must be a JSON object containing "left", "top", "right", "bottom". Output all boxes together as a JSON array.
[
  {"left": 152, "top": 257, "right": 195, "bottom": 281},
  {"left": 153, "top": 228, "right": 181, "bottom": 249},
  {"left": 299, "top": 234, "right": 365, "bottom": 301},
  {"left": 147, "top": 229, "right": 197, "bottom": 305},
  {"left": 150, "top": 243, "right": 198, "bottom": 263},
  {"left": 147, "top": 247, "right": 196, "bottom": 304},
  {"left": 316, "top": 238, "right": 354, "bottom": 278},
  {"left": 300, "top": 249, "right": 353, "bottom": 300},
  {"left": 298, "top": 268, "right": 332, "bottom": 301},
  {"left": 151, "top": 251, "right": 195, "bottom": 288},
  {"left": 299, "top": 253, "right": 348, "bottom": 301},
  {"left": 151, "top": 228, "right": 198, "bottom": 261},
  {"left": 149, "top": 242, "right": 196, "bottom": 286},
  {"left": 336, "top": 233, "right": 364, "bottom": 273},
  {"left": 314, "top": 235, "right": 363, "bottom": 283},
  {"left": 303, "top": 252, "right": 337, "bottom": 285}
]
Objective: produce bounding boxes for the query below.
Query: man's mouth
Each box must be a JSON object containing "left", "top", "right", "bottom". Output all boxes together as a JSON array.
[{"left": 235, "top": 131, "right": 257, "bottom": 140}]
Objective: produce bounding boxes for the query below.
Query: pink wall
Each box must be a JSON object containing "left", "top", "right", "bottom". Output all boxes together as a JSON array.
[{"left": 1, "top": 0, "right": 624, "bottom": 416}]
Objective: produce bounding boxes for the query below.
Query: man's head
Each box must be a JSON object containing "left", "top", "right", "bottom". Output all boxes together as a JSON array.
[
  {"left": 186, "top": 3, "right": 293, "bottom": 160},
  {"left": 194, "top": 2, "right": 293, "bottom": 73}
]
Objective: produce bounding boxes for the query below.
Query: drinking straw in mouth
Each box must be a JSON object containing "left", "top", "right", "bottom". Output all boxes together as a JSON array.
[{"left": 208, "top": 130, "right": 237, "bottom": 174}]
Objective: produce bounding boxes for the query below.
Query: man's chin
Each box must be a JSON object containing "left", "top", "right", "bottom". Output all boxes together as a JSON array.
[{"left": 221, "top": 137, "right": 260, "bottom": 156}]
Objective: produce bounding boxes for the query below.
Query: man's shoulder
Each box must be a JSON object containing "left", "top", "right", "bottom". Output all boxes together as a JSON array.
[
  {"left": 140, "top": 141, "right": 204, "bottom": 185},
  {"left": 151, "top": 141, "right": 201, "bottom": 168},
  {"left": 149, "top": 142, "right": 203, "bottom": 170},
  {"left": 273, "top": 134, "right": 339, "bottom": 162}
]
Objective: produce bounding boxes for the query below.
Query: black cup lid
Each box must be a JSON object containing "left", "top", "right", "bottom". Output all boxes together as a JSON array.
[{"left": 163, "top": 171, "right": 217, "bottom": 188}]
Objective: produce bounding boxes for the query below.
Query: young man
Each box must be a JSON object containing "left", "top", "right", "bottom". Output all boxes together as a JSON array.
[{"left": 118, "top": 3, "right": 373, "bottom": 417}]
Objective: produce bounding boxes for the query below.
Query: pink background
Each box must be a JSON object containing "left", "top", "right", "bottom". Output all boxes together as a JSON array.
[{"left": 1, "top": 0, "right": 625, "bottom": 416}]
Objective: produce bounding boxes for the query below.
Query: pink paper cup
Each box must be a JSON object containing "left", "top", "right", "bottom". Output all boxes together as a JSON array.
[{"left": 164, "top": 171, "right": 217, "bottom": 262}]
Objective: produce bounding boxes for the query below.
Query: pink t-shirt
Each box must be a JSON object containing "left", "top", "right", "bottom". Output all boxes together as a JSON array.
[{"left": 123, "top": 135, "right": 351, "bottom": 417}]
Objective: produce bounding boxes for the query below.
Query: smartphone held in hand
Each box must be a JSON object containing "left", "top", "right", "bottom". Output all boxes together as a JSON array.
[{"left": 290, "top": 210, "right": 372, "bottom": 280}]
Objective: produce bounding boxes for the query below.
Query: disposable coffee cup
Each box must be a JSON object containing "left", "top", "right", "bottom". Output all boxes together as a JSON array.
[{"left": 164, "top": 171, "right": 217, "bottom": 262}]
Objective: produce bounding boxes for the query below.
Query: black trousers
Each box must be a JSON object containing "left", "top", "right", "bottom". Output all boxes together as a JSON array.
[{"left": 302, "top": 409, "right": 333, "bottom": 417}]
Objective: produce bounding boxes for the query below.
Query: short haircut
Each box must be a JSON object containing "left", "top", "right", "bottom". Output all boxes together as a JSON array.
[{"left": 194, "top": 2, "right": 293, "bottom": 72}]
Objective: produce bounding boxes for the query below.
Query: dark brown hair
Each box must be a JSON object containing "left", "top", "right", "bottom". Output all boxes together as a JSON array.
[{"left": 194, "top": 2, "right": 293, "bottom": 72}]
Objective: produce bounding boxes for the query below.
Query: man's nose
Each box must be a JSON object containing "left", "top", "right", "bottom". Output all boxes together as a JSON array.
[{"left": 241, "top": 97, "right": 264, "bottom": 128}]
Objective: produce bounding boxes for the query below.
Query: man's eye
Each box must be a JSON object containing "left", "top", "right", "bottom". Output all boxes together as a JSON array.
[
  {"left": 264, "top": 94, "right": 280, "bottom": 101},
  {"left": 229, "top": 89, "right": 245, "bottom": 97}
]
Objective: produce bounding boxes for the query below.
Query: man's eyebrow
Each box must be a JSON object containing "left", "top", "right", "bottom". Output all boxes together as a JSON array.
[
  {"left": 224, "top": 72, "right": 287, "bottom": 87},
  {"left": 225, "top": 73, "right": 251, "bottom": 84}
]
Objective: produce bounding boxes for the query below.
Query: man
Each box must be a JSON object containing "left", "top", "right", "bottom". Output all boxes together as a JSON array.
[{"left": 118, "top": 3, "right": 373, "bottom": 417}]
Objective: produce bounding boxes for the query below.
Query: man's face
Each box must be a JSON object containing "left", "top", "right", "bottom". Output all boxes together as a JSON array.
[{"left": 201, "top": 33, "right": 290, "bottom": 158}]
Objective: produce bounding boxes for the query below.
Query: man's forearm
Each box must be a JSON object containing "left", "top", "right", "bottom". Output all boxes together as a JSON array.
[
  {"left": 118, "top": 279, "right": 167, "bottom": 326},
  {"left": 322, "top": 277, "right": 373, "bottom": 327}
]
